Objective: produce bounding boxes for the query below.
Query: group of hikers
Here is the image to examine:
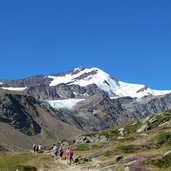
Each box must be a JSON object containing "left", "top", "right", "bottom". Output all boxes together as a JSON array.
[
  {"left": 32, "top": 143, "right": 74, "bottom": 165},
  {"left": 52, "top": 144, "right": 74, "bottom": 165},
  {"left": 32, "top": 144, "right": 42, "bottom": 153}
]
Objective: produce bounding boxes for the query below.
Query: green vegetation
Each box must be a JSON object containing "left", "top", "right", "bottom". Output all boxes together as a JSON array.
[
  {"left": 155, "top": 132, "right": 171, "bottom": 146},
  {"left": 1, "top": 109, "right": 171, "bottom": 170},
  {"left": 117, "top": 144, "right": 140, "bottom": 154},
  {"left": 83, "top": 132, "right": 97, "bottom": 137},
  {"left": 101, "top": 128, "right": 119, "bottom": 140},
  {"left": 75, "top": 144, "right": 89, "bottom": 151},
  {"left": 0, "top": 152, "right": 66, "bottom": 171},
  {"left": 103, "top": 150, "right": 114, "bottom": 157},
  {"left": 0, "top": 152, "right": 33, "bottom": 170},
  {"left": 152, "top": 154, "right": 171, "bottom": 168}
]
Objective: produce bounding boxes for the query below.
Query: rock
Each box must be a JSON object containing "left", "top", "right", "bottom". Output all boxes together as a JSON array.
[
  {"left": 124, "top": 166, "right": 129, "bottom": 171},
  {"left": 117, "top": 136, "right": 124, "bottom": 139},
  {"left": 156, "top": 139, "right": 165, "bottom": 146},
  {"left": 116, "top": 155, "right": 124, "bottom": 162},
  {"left": 0, "top": 93, "right": 41, "bottom": 135},
  {"left": 0, "top": 145, "right": 8, "bottom": 151},
  {"left": 74, "top": 134, "right": 107, "bottom": 145},
  {"left": 149, "top": 117, "right": 158, "bottom": 124},
  {"left": 141, "top": 116, "right": 150, "bottom": 123},
  {"left": 73, "top": 155, "right": 91, "bottom": 163},
  {"left": 136, "top": 124, "right": 148, "bottom": 132},
  {"left": 118, "top": 128, "right": 126, "bottom": 136},
  {"left": 164, "top": 150, "right": 171, "bottom": 156}
]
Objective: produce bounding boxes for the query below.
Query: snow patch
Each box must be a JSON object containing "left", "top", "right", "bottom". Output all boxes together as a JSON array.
[
  {"left": 1, "top": 87, "right": 27, "bottom": 91},
  {"left": 46, "top": 99, "right": 85, "bottom": 109}
]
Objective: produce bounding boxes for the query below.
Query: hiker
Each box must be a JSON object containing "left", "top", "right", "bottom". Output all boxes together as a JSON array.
[
  {"left": 59, "top": 146, "right": 64, "bottom": 159},
  {"left": 66, "top": 147, "right": 74, "bottom": 165},
  {"left": 53, "top": 144, "right": 58, "bottom": 160},
  {"left": 32, "top": 144, "right": 36, "bottom": 153},
  {"left": 38, "top": 144, "right": 42, "bottom": 152},
  {"left": 36, "top": 145, "right": 39, "bottom": 153},
  {"left": 68, "top": 148, "right": 74, "bottom": 165}
]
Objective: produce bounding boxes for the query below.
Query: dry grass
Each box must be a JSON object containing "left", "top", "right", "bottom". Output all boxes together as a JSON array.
[{"left": 0, "top": 151, "right": 67, "bottom": 171}]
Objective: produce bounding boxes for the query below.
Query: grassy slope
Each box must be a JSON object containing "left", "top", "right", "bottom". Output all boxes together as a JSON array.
[
  {"left": 0, "top": 151, "right": 67, "bottom": 171},
  {"left": 71, "top": 109, "right": 171, "bottom": 171},
  {"left": 0, "top": 108, "right": 166, "bottom": 171}
]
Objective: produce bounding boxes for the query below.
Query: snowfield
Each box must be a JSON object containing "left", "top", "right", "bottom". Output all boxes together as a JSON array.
[{"left": 46, "top": 99, "right": 85, "bottom": 109}]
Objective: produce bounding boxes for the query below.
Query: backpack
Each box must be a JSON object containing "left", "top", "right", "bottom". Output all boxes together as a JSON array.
[
  {"left": 59, "top": 147, "right": 63, "bottom": 154},
  {"left": 69, "top": 150, "right": 73, "bottom": 157}
]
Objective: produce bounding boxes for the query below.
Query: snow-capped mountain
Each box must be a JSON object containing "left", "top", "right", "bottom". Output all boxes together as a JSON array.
[
  {"left": 0, "top": 66, "right": 170, "bottom": 99},
  {"left": 47, "top": 67, "right": 171, "bottom": 98},
  {"left": 0, "top": 66, "right": 171, "bottom": 132}
]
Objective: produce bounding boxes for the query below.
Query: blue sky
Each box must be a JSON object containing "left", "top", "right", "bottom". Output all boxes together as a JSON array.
[{"left": 0, "top": 0, "right": 170, "bottom": 90}]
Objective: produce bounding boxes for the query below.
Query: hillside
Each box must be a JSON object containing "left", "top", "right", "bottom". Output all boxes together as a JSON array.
[
  {"left": 1, "top": 109, "right": 171, "bottom": 170},
  {"left": 0, "top": 90, "right": 83, "bottom": 150},
  {"left": 59, "top": 108, "right": 171, "bottom": 171}
]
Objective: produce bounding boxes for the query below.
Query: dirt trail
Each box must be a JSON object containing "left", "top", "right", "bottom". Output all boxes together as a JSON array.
[
  {"left": 37, "top": 152, "right": 100, "bottom": 171},
  {"left": 57, "top": 158, "right": 100, "bottom": 171}
]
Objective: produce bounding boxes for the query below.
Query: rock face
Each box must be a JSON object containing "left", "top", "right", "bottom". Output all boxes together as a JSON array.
[
  {"left": 0, "top": 90, "right": 84, "bottom": 150},
  {"left": 48, "top": 93, "right": 171, "bottom": 131},
  {"left": 25, "top": 83, "right": 105, "bottom": 100},
  {"left": 0, "top": 75, "right": 52, "bottom": 88},
  {"left": 25, "top": 85, "right": 61, "bottom": 100},
  {"left": 0, "top": 93, "right": 41, "bottom": 135},
  {"left": 1, "top": 89, "right": 170, "bottom": 134},
  {"left": 124, "top": 93, "right": 171, "bottom": 118}
]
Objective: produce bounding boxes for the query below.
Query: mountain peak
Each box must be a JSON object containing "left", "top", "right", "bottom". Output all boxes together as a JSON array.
[
  {"left": 1, "top": 66, "right": 171, "bottom": 99},
  {"left": 73, "top": 66, "right": 86, "bottom": 72}
]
